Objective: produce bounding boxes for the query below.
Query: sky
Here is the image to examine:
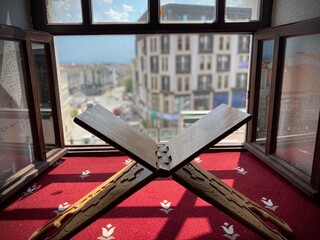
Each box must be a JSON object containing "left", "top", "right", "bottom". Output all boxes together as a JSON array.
[{"left": 55, "top": 35, "right": 136, "bottom": 64}]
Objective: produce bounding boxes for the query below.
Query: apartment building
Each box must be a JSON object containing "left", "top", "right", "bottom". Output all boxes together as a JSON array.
[{"left": 133, "top": 5, "right": 251, "bottom": 128}]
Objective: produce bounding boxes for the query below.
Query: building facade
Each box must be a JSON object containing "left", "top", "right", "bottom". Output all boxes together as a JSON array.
[{"left": 133, "top": 32, "right": 251, "bottom": 128}]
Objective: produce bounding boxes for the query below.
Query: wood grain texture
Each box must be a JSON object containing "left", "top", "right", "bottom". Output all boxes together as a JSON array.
[
  {"left": 173, "top": 162, "right": 294, "bottom": 240},
  {"left": 29, "top": 162, "right": 155, "bottom": 240},
  {"left": 74, "top": 104, "right": 158, "bottom": 171},
  {"left": 168, "top": 104, "right": 251, "bottom": 172}
]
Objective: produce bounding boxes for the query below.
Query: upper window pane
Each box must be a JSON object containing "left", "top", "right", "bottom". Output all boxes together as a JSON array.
[
  {"left": 91, "top": 0, "right": 148, "bottom": 23},
  {"left": 160, "top": 0, "right": 216, "bottom": 23},
  {"left": 225, "top": 0, "right": 261, "bottom": 22},
  {"left": 46, "top": 0, "right": 83, "bottom": 24}
]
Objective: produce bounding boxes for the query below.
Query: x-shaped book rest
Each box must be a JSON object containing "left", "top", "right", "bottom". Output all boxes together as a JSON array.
[{"left": 29, "top": 104, "right": 294, "bottom": 240}]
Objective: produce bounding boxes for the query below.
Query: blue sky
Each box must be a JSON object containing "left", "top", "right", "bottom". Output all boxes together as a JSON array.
[{"left": 55, "top": 35, "right": 136, "bottom": 64}]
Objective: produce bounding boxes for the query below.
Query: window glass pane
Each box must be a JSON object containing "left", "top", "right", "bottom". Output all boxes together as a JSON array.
[
  {"left": 0, "top": 40, "right": 35, "bottom": 182},
  {"left": 225, "top": 0, "right": 261, "bottom": 22},
  {"left": 32, "top": 43, "right": 57, "bottom": 151},
  {"left": 91, "top": 0, "right": 148, "bottom": 23},
  {"left": 160, "top": 0, "right": 216, "bottom": 23},
  {"left": 55, "top": 33, "right": 251, "bottom": 145},
  {"left": 275, "top": 34, "right": 320, "bottom": 177},
  {"left": 46, "top": 0, "right": 82, "bottom": 24},
  {"left": 256, "top": 40, "right": 274, "bottom": 149}
]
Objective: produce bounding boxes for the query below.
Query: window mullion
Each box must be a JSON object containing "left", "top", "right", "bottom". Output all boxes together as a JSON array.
[{"left": 81, "top": 0, "right": 92, "bottom": 25}]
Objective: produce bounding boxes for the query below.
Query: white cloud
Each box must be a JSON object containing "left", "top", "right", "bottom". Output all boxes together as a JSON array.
[
  {"left": 122, "top": 4, "right": 134, "bottom": 13},
  {"left": 105, "top": 4, "right": 135, "bottom": 22}
]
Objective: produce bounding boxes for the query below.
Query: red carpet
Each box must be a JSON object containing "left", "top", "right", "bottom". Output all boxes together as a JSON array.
[{"left": 1, "top": 152, "right": 319, "bottom": 239}]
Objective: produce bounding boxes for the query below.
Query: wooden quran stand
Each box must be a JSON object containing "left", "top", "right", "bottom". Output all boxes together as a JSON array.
[{"left": 29, "top": 104, "right": 294, "bottom": 240}]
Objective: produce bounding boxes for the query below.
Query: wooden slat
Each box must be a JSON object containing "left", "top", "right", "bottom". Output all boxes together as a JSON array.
[
  {"left": 168, "top": 104, "right": 251, "bottom": 172},
  {"left": 74, "top": 104, "right": 158, "bottom": 171},
  {"left": 173, "top": 162, "right": 294, "bottom": 240},
  {"left": 29, "top": 162, "right": 155, "bottom": 240}
]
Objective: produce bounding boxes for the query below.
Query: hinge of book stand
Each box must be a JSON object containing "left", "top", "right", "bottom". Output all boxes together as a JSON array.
[{"left": 155, "top": 143, "right": 172, "bottom": 177}]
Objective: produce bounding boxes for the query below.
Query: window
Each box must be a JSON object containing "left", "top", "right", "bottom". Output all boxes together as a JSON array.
[
  {"left": 207, "top": 56, "right": 212, "bottom": 70},
  {"left": 225, "top": 0, "right": 261, "bottom": 22},
  {"left": 161, "top": 35, "right": 170, "bottom": 53},
  {"left": 185, "top": 36, "right": 190, "bottom": 50},
  {"left": 238, "top": 35, "right": 250, "bottom": 53},
  {"left": 217, "top": 75, "right": 222, "bottom": 89},
  {"left": 198, "top": 75, "right": 212, "bottom": 91},
  {"left": 0, "top": 39, "right": 35, "bottom": 181},
  {"left": 91, "top": 0, "right": 148, "bottom": 23},
  {"left": 219, "top": 36, "right": 224, "bottom": 50},
  {"left": 199, "top": 56, "right": 205, "bottom": 70},
  {"left": 161, "top": 56, "right": 168, "bottom": 71},
  {"left": 185, "top": 77, "right": 190, "bottom": 91},
  {"left": 246, "top": 18, "right": 320, "bottom": 196},
  {"left": 32, "top": 43, "right": 57, "bottom": 151},
  {"left": 176, "top": 55, "right": 191, "bottom": 73},
  {"left": 150, "top": 38, "right": 157, "bottom": 52},
  {"left": 275, "top": 34, "right": 320, "bottom": 177},
  {"left": 55, "top": 33, "right": 251, "bottom": 144},
  {"left": 32, "top": 0, "right": 272, "bottom": 34},
  {"left": 224, "top": 75, "right": 229, "bottom": 88},
  {"left": 160, "top": 0, "right": 216, "bottom": 23},
  {"left": 236, "top": 73, "right": 247, "bottom": 89},
  {"left": 46, "top": 0, "right": 83, "bottom": 24},
  {"left": 174, "top": 95, "right": 191, "bottom": 113},
  {"left": 177, "top": 77, "right": 183, "bottom": 91},
  {"left": 177, "top": 35, "right": 183, "bottom": 51},
  {"left": 256, "top": 40, "right": 274, "bottom": 146},
  {"left": 199, "top": 34, "right": 213, "bottom": 53},
  {"left": 150, "top": 56, "right": 159, "bottom": 73},
  {"left": 161, "top": 76, "right": 170, "bottom": 92},
  {"left": 217, "top": 54, "right": 231, "bottom": 71},
  {"left": 194, "top": 94, "right": 210, "bottom": 110}
]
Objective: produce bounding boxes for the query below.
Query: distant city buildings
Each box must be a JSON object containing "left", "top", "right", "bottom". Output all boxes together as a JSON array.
[{"left": 132, "top": 4, "right": 251, "bottom": 128}]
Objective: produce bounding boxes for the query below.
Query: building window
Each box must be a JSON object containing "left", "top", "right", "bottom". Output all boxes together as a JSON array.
[
  {"left": 238, "top": 35, "right": 250, "bottom": 53},
  {"left": 185, "top": 35, "right": 190, "bottom": 51},
  {"left": 161, "top": 56, "right": 168, "bottom": 71},
  {"left": 161, "top": 35, "right": 170, "bottom": 54},
  {"left": 217, "top": 55, "right": 230, "bottom": 71},
  {"left": 177, "top": 77, "right": 183, "bottom": 91},
  {"left": 174, "top": 95, "right": 191, "bottom": 113},
  {"left": 226, "top": 36, "right": 230, "bottom": 50},
  {"left": 185, "top": 77, "right": 190, "bottom": 91},
  {"left": 219, "top": 36, "right": 224, "bottom": 50},
  {"left": 199, "top": 34, "right": 213, "bottom": 53},
  {"left": 177, "top": 35, "right": 183, "bottom": 51},
  {"left": 140, "top": 57, "right": 144, "bottom": 71},
  {"left": 199, "top": 56, "right": 205, "bottom": 70},
  {"left": 198, "top": 75, "right": 212, "bottom": 91},
  {"left": 236, "top": 73, "right": 247, "bottom": 89},
  {"left": 150, "top": 56, "right": 159, "bottom": 73},
  {"left": 176, "top": 55, "right": 191, "bottom": 73},
  {"left": 217, "top": 75, "right": 222, "bottom": 89},
  {"left": 207, "top": 56, "right": 212, "bottom": 70},
  {"left": 151, "top": 94, "right": 159, "bottom": 110},
  {"left": 144, "top": 74, "right": 148, "bottom": 88},
  {"left": 194, "top": 94, "right": 210, "bottom": 110},
  {"left": 150, "top": 38, "right": 157, "bottom": 52},
  {"left": 161, "top": 76, "right": 170, "bottom": 92},
  {"left": 224, "top": 75, "right": 229, "bottom": 88}
]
